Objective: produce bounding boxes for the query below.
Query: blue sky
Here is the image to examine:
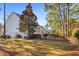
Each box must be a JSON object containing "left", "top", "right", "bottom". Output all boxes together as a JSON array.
[{"left": 0, "top": 3, "right": 47, "bottom": 27}]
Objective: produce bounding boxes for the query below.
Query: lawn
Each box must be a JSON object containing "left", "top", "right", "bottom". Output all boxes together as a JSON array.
[{"left": 0, "top": 38, "right": 78, "bottom": 56}]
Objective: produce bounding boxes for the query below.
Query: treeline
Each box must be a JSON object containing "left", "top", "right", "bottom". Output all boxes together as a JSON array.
[{"left": 44, "top": 3, "right": 79, "bottom": 37}]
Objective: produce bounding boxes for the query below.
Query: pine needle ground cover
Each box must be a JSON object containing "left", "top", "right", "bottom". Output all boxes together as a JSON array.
[{"left": 0, "top": 38, "right": 78, "bottom": 56}]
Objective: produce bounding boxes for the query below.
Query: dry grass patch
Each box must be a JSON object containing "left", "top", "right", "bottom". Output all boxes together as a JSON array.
[{"left": 0, "top": 38, "right": 78, "bottom": 56}]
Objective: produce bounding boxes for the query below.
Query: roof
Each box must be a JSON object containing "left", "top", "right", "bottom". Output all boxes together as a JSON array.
[
  {"left": 36, "top": 25, "right": 46, "bottom": 30},
  {"left": 6, "top": 12, "right": 20, "bottom": 22}
]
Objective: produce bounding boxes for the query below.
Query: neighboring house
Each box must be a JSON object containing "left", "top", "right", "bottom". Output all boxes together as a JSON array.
[
  {"left": 5, "top": 12, "right": 28, "bottom": 38},
  {"left": 34, "top": 25, "right": 48, "bottom": 34}
]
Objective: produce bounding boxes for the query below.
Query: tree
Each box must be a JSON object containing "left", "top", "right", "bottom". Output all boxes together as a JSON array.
[
  {"left": 44, "top": 3, "right": 77, "bottom": 37},
  {"left": 0, "top": 23, "right": 3, "bottom": 33},
  {"left": 0, "top": 8, "right": 2, "bottom": 33},
  {"left": 19, "top": 4, "right": 38, "bottom": 35},
  {"left": 44, "top": 3, "right": 64, "bottom": 35},
  {"left": 0, "top": 3, "right": 6, "bottom": 38},
  {"left": 4, "top": 3, "right": 6, "bottom": 38}
]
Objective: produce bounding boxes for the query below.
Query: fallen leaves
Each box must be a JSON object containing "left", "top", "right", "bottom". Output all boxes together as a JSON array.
[{"left": 0, "top": 38, "right": 78, "bottom": 56}]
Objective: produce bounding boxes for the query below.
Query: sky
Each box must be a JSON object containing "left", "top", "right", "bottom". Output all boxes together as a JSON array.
[{"left": 0, "top": 3, "right": 47, "bottom": 27}]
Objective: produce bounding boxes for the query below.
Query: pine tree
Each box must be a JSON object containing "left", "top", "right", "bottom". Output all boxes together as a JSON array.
[
  {"left": 19, "top": 3, "right": 38, "bottom": 35},
  {"left": 44, "top": 3, "right": 72, "bottom": 37}
]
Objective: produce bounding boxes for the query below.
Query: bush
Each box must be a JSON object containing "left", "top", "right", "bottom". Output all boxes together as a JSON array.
[
  {"left": 72, "top": 28, "right": 79, "bottom": 41},
  {"left": 72, "top": 28, "right": 78, "bottom": 36},
  {"left": 16, "top": 35, "right": 22, "bottom": 38},
  {"left": 75, "top": 31, "right": 79, "bottom": 41},
  {"left": 0, "top": 35, "right": 11, "bottom": 39}
]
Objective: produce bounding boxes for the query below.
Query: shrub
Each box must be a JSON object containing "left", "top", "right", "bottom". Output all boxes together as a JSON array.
[
  {"left": 72, "top": 28, "right": 79, "bottom": 41},
  {"left": 0, "top": 35, "right": 11, "bottom": 39},
  {"left": 16, "top": 35, "right": 22, "bottom": 38},
  {"left": 75, "top": 31, "right": 79, "bottom": 41},
  {"left": 72, "top": 28, "right": 78, "bottom": 36}
]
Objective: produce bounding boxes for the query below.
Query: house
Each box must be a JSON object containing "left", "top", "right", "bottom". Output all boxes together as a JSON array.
[
  {"left": 5, "top": 12, "right": 28, "bottom": 38},
  {"left": 34, "top": 25, "right": 48, "bottom": 34}
]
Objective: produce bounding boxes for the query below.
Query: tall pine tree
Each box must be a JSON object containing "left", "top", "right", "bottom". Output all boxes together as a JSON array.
[{"left": 19, "top": 3, "right": 38, "bottom": 35}]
